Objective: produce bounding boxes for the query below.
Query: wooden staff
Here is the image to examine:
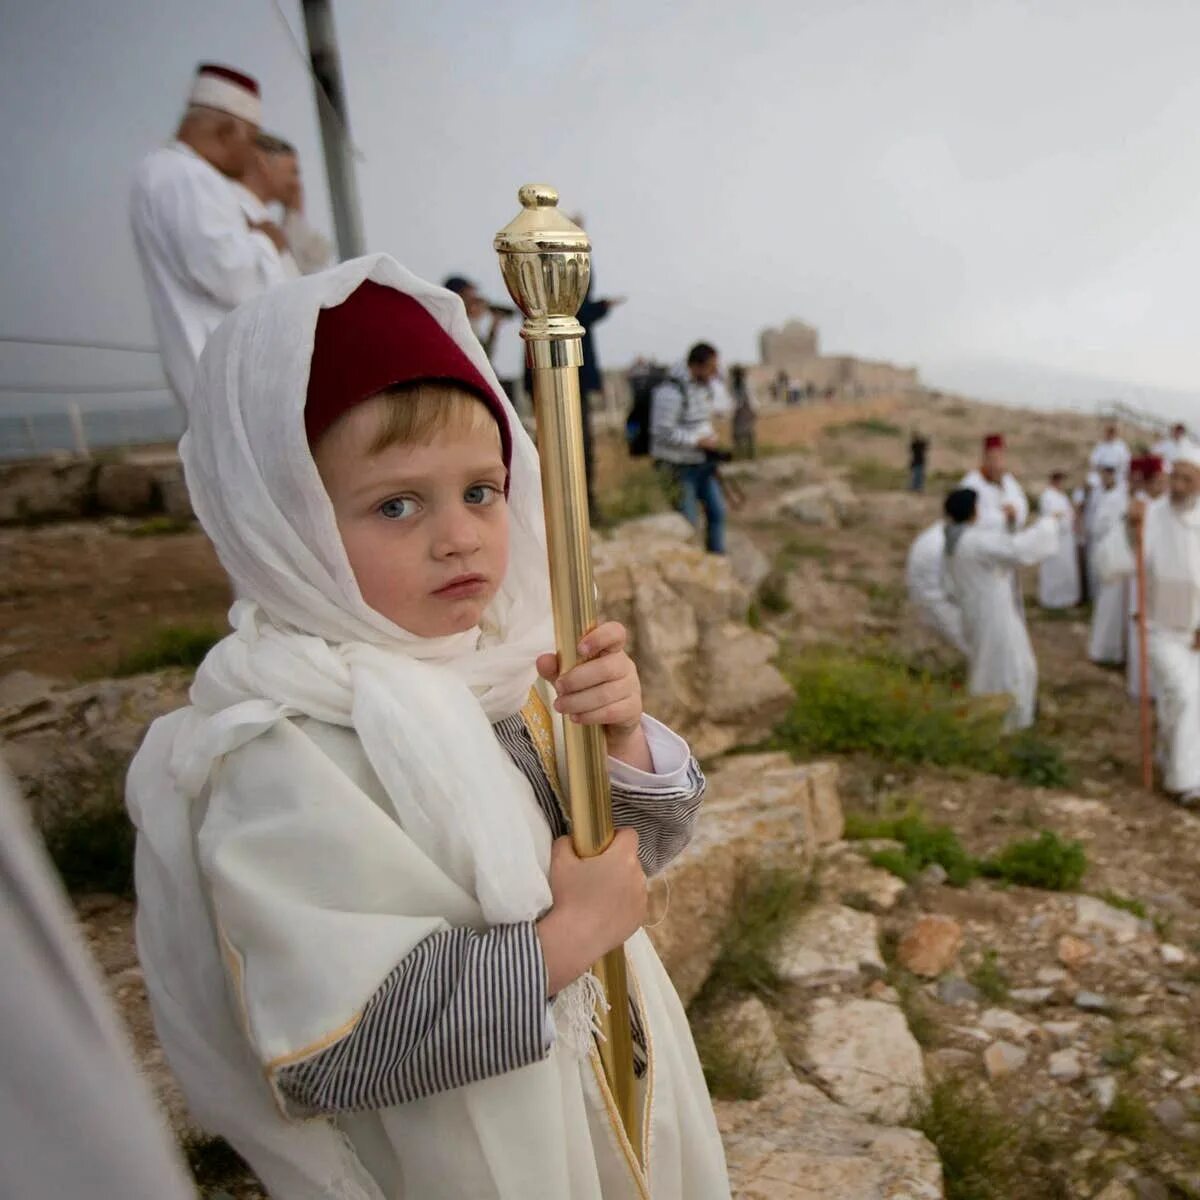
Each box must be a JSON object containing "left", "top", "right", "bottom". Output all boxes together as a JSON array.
[
  {"left": 1134, "top": 511, "right": 1153, "bottom": 789},
  {"left": 494, "top": 186, "right": 641, "bottom": 1161}
]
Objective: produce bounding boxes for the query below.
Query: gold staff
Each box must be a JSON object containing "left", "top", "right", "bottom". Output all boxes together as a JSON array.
[{"left": 495, "top": 185, "right": 641, "bottom": 1159}]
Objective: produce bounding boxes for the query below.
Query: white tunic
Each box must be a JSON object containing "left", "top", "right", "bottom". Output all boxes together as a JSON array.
[
  {"left": 905, "top": 521, "right": 967, "bottom": 654},
  {"left": 1143, "top": 496, "right": 1200, "bottom": 795},
  {"left": 1036, "top": 486, "right": 1080, "bottom": 609},
  {"left": 943, "top": 517, "right": 1058, "bottom": 730},
  {"left": 960, "top": 469, "right": 1029, "bottom": 532},
  {"left": 231, "top": 182, "right": 300, "bottom": 279},
  {"left": 130, "top": 142, "right": 287, "bottom": 407},
  {"left": 1089, "top": 438, "right": 1131, "bottom": 479},
  {"left": 1088, "top": 486, "right": 1129, "bottom": 664}
]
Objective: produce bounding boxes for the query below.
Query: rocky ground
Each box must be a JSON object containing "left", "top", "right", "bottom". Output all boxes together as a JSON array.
[{"left": 2, "top": 389, "right": 1198, "bottom": 1199}]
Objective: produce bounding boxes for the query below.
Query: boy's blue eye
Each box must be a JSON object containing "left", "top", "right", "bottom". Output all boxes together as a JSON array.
[
  {"left": 379, "top": 496, "right": 418, "bottom": 520},
  {"left": 465, "top": 484, "right": 501, "bottom": 506}
]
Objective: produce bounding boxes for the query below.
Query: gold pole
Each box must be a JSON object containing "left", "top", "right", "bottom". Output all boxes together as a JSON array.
[{"left": 495, "top": 185, "right": 641, "bottom": 1160}]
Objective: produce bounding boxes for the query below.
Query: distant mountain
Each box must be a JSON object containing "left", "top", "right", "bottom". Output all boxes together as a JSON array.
[{"left": 921, "top": 358, "right": 1195, "bottom": 429}]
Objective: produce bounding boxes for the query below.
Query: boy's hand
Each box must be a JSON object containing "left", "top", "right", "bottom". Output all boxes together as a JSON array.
[
  {"left": 536, "top": 621, "right": 652, "bottom": 770},
  {"left": 536, "top": 832, "right": 647, "bottom": 996}
]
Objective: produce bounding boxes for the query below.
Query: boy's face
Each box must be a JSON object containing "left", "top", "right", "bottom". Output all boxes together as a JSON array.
[{"left": 314, "top": 396, "right": 510, "bottom": 637}]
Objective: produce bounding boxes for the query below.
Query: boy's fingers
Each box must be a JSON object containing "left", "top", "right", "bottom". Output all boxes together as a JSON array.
[
  {"left": 556, "top": 654, "right": 626, "bottom": 695},
  {"left": 536, "top": 652, "right": 560, "bottom": 682},
  {"left": 554, "top": 679, "right": 629, "bottom": 715},
  {"left": 577, "top": 621, "right": 626, "bottom": 659}
]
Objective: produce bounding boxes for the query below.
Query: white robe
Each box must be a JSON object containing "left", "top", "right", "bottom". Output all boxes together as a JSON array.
[
  {"left": 1143, "top": 496, "right": 1200, "bottom": 795},
  {"left": 943, "top": 517, "right": 1058, "bottom": 730},
  {"left": 1090, "top": 438, "right": 1131, "bottom": 480},
  {"left": 905, "top": 521, "right": 968, "bottom": 654},
  {"left": 231, "top": 182, "right": 300, "bottom": 279},
  {"left": 1088, "top": 486, "right": 1129, "bottom": 665},
  {"left": 130, "top": 141, "right": 287, "bottom": 408},
  {"left": 1037, "top": 486, "right": 1080, "bottom": 609},
  {"left": 960, "top": 469, "right": 1029, "bottom": 532},
  {"left": 1126, "top": 489, "right": 1153, "bottom": 700}
]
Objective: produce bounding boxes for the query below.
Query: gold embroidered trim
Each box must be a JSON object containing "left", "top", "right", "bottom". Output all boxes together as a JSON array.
[{"left": 520, "top": 686, "right": 566, "bottom": 808}]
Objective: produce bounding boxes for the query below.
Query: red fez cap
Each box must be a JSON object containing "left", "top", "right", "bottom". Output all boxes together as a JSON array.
[
  {"left": 1144, "top": 455, "right": 1164, "bottom": 477},
  {"left": 305, "top": 281, "right": 511, "bottom": 470},
  {"left": 196, "top": 63, "right": 261, "bottom": 96},
  {"left": 983, "top": 433, "right": 1005, "bottom": 451}
]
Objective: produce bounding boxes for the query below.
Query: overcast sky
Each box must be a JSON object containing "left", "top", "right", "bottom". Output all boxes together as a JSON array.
[{"left": 3, "top": 0, "right": 1200, "bottom": 410}]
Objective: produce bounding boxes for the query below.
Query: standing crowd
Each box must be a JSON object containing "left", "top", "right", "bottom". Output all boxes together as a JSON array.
[{"left": 906, "top": 421, "right": 1200, "bottom": 806}]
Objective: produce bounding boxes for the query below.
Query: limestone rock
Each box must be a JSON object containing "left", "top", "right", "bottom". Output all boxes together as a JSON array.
[
  {"left": 777, "top": 480, "right": 860, "bottom": 528},
  {"left": 816, "top": 843, "right": 906, "bottom": 912},
  {"left": 774, "top": 905, "right": 883, "bottom": 986},
  {"left": 805, "top": 999, "right": 927, "bottom": 1122},
  {"left": 1160, "top": 944, "right": 1187, "bottom": 965},
  {"left": 897, "top": 915, "right": 964, "bottom": 978},
  {"left": 979, "top": 1008, "right": 1038, "bottom": 1041},
  {"left": 1048, "top": 1050, "right": 1084, "bottom": 1082},
  {"left": 648, "top": 753, "right": 844, "bottom": 1006},
  {"left": 1058, "top": 934, "right": 1095, "bottom": 968},
  {"left": 1074, "top": 895, "right": 1150, "bottom": 944},
  {"left": 0, "top": 459, "right": 96, "bottom": 524},
  {"left": 936, "top": 976, "right": 982, "bottom": 1007},
  {"left": 723, "top": 452, "right": 814, "bottom": 487},
  {"left": 595, "top": 523, "right": 792, "bottom": 757},
  {"left": 726, "top": 530, "right": 771, "bottom": 595},
  {"left": 1091, "top": 1075, "right": 1119, "bottom": 1110},
  {"left": 983, "top": 1040, "right": 1029, "bottom": 1079}
]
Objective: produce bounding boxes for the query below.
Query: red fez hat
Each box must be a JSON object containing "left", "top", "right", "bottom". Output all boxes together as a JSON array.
[
  {"left": 1143, "top": 455, "right": 1164, "bottom": 477},
  {"left": 189, "top": 64, "right": 262, "bottom": 124},
  {"left": 305, "top": 281, "right": 512, "bottom": 470},
  {"left": 983, "top": 433, "right": 1005, "bottom": 451}
]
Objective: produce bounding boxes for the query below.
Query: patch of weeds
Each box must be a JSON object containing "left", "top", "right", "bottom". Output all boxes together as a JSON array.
[
  {"left": 845, "top": 810, "right": 977, "bottom": 887},
  {"left": 597, "top": 461, "right": 670, "bottom": 524},
  {"left": 1101, "top": 1032, "right": 1148, "bottom": 1071},
  {"left": 996, "top": 733, "right": 1071, "bottom": 788},
  {"left": 692, "top": 1024, "right": 765, "bottom": 1101},
  {"left": 1097, "top": 891, "right": 1148, "bottom": 920},
  {"left": 845, "top": 417, "right": 903, "bottom": 436},
  {"left": 746, "top": 602, "right": 762, "bottom": 630},
  {"left": 1098, "top": 1089, "right": 1151, "bottom": 1139},
  {"left": 895, "top": 974, "right": 938, "bottom": 1047},
  {"left": 776, "top": 534, "right": 832, "bottom": 567},
  {"left": 691, "top": 867, "right": 815, "bottom": 1011},
  {"left": 124, "top": 515, "right": 193, "bottom": 537},
  {"left": 1162, "top": 1027, "right": 1188, "bottom": 1058},
  {"left": 918, "top": 1078, "right": 1076, "bottom": 1198},
  {"left": 1036, "top": 605, "right": 1084, "bottom": 623},
  {"left": 45, "top": 807, "right": 136, "bottom": 897},
  {"left": 847, "top": 459, "right": 909, "bottom": 492},
  {"left": 112, "top": 622, "right": 222, "bottom": 676},
  {"left": 980, "top": 831, "right": 1087, "bottom": 892},
  {"left": 756, "top": 575, "right": 791, "bottom": 615},
  {"left": 183, "top": 1133, "right": 254, "bottom": 1190},
  {"left": 864, "top": 580, "right": 906, "bottom": 618},
  {"left": 968, "top": 950, "right": 1011, "bottom": 1004}
]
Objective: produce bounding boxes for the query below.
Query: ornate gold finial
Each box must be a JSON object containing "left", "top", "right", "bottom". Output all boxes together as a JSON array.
[{"left": 494, "top": 184, "right": 591, "bottom": 341}]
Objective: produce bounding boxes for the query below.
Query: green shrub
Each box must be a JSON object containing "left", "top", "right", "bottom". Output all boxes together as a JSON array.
[
  {"left": 996, "top": 733, "right": 1071, "bottom": 787},
  {"left": 45, "top": 808, "right": 136, "bottom": 897},
  {"left": 847, "top": 460, "right": 908, "bottom": 492},
  {"left": 848, "top": 811, "right": 976, "bottom": 886},
  {"left": 124, "top": 515, "right": 194, "bottom": 537},
  {"left": 1097, "top": 891, "right": 1148, "bottom": 920},
  {"left": 112, "top": 623, "right": 222, "bottom": 677},
  {"left": 1097, "top": 1089, "right": 1150, "bottom": 1139},
  {"left": 757, "top": 575, "right": 791, "bottom": 614},
  {"left": 845, "top": 418, "right": 903, "bottom": 436},
  {"left": 693, "top": 1026, "right": 766, "bottom": 1101},
  {"left": 980, "top": 831, "right": 1087, "bottom": 891},
  {"left": 968, "top": 950, "right": 1011, "bottom": 1003}
]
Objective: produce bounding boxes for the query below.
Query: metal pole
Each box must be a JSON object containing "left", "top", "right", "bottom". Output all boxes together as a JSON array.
[
  {"left": 300, "top": 0, "right": 366, "bottom": 259},
  {"left": 495, "top": 186, "right": 641, "bottom": 1165}
]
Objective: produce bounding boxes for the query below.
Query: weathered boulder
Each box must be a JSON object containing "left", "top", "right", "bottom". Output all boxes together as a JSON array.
[
  {"left": 2, "top": 670, "right": 190, "bottom": 832},
  {"left": 774, "top": 904, "right": 884, "bottom": 987},
  {"left": 726, "top": 530, "right": 771, "bottom": 595},
  {"left": 595, "top": 519, "right": 793, "bottom": 757},
  {"left": 776, "top": 481, "right": 860, "bottom": 528},
  {"left": 0, "top": 459, "right": 95, "bottom": 524},
  {"left": 648, "top": 753, "right": 844, "bottom": 1007},
  {"left": 804, "top": 998, "right": 928, "bottom": 1123},
  {"left": 815, "top": 843, "right": 907, "bottom": 912},
  {"left": 897, "top": 915, "right": 964, "bottom": 978},
  {"left": 723, "top": 453, "right": 815, "bottom": 487}
]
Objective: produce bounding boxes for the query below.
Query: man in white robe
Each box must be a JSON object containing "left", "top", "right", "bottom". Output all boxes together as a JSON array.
[
  {"left": 1127, "top": 456, "right": 1168, "bottom": 700},
  {"left": 960, "top": 432, "right": 1028, "bottom": 532},
  {"left": 230, "top": 133, "right": 303, "bottom": 279},
  {"left": 1131, "top": 445, "right": 1200, "bottom": 804},
  {"left": 1153, "top": 423, "right": 1189, "bottom": 473},
  {"left": 942, "top": 488, "right": 1058, "bottom": 731},
  {"left": 905, "top": 512, "right": 968, "bottom": 654},
  {"left": 1037, "top": 471, "right": 1081, "bottom": 609},
  {"left": 130, "top": 64, "right": 288, "bottom": 410},
  {"left": 1090, "top": 422, "right": 1132, "bottom": 482},
  {"left": 1088, "top": 465, "right": 1129, "bottom": 665}
]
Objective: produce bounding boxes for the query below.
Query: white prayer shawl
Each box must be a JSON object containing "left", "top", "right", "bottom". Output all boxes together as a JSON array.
[
  {"left": 231, "top": 181, "right": 301, "bottom": 279},
  {"left": 125, "top": 255, "right": 729, "bottom": 1199},
  {"left": 1089, "top": 438, "right": 1131, "bottom": 479},
  {"left": 1036, "top": 486, "right": 1080, "bottom": 609},
  {"left": 1143, "top": 496, "right": 1200, "bottom": 794},
  {"left": 905, "top": 521, "right": 968, "bottom": 654},
  {"left": 1088, "top": 486, "right": 1129, "bottom": 664},
  {"left": 943, "top": 517, "right": 1058, "bottom": 730},
  {"left": 960, "top": 469, "right": 1029, "bottom": 532},
  {"left": 130, "top": 142, "right": 288, "bottom": 409}
]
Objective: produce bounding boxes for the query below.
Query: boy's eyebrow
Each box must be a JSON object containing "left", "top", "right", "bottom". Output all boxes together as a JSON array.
[{"left": 343, "top": 460, "right": 507, "bottom": 500}]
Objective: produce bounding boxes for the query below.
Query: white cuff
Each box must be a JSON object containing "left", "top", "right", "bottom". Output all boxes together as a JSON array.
[{"left": 607, "top": 714, "right": 692, "bottom": 790}]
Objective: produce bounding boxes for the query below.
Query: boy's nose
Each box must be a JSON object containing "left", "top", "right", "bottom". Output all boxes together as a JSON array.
[{"left": 432, "top": 505, "right": 482, "bottom": 557}]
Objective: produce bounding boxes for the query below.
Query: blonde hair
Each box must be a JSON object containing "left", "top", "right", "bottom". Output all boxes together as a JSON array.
[{"left": 366, "top": 381, "right": 501, "bottom": 455}]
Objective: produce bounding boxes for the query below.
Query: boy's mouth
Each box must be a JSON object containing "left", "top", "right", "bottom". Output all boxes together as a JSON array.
[{"left": 433, "top": 574, "right": 488, "bottom": 600}]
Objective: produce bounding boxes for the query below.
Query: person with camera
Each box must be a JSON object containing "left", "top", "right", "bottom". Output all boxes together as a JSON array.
[
  {"left": 650, "top": 342, "right": 730, "bottom": 554},
  {"left": 442, "top": 275, "right": 514, "bottom": 363}
]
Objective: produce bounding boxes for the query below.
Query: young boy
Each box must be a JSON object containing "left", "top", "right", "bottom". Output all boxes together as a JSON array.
[{"left": 127, "top": 258, "right": 730, "bottom": 1199}]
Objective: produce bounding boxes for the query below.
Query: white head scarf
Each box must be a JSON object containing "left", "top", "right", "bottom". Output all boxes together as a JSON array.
[{"left": 127, "top": 256, "right": 576, "bottom": 1199}]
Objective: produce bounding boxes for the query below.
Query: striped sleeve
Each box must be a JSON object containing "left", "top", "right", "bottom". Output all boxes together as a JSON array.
[
  {"left": 275, "top": 921, "right": 551, "bottom": 1114},
  {"left": 611, "top": 757, "right": 705, "bottom": 877}
]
